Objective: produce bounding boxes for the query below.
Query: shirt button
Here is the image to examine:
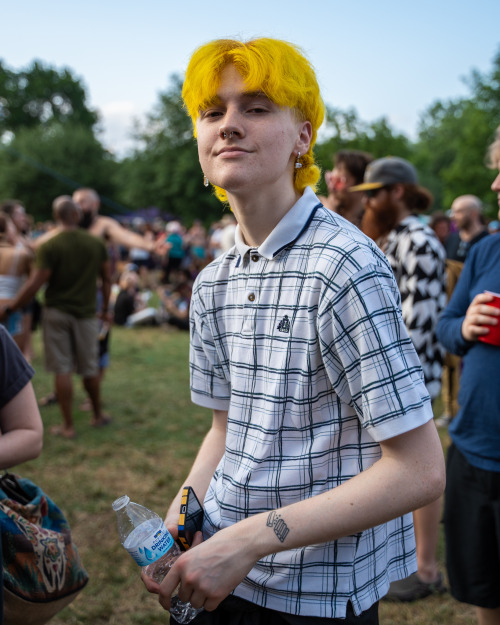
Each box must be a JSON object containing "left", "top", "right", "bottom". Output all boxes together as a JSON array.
[
  {"left": 251, "top": 254, "right": 259, "bottom": 262},
  {"left": 248, "top": 293, "right": 255, "bottom": 302}
]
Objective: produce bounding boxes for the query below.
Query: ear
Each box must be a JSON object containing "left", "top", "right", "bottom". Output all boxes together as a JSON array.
[
  {"left": 391, "top": 184, "right": 405, "bottom": 200},
  {"left": 296, "top": 120, "right": 313, "bottom": 155}
]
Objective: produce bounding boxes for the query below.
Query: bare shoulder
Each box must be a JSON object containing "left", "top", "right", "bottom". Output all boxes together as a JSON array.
[{"left": 90, "top": 215, "right": 126, "bottom": 239}]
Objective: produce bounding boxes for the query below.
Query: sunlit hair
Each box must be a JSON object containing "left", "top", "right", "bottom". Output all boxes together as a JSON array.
[
  {"left": 334, "top": 150, "right": 373, "bottom": 185},
  {"left": 182, "top": 38, "right": 325, "bottom": 202},
  {"left": 401, "top": 184, "right": 433, "bottom": 213},
  {"left": 486, "top": 126, "right": 500, "bottom": 168}
]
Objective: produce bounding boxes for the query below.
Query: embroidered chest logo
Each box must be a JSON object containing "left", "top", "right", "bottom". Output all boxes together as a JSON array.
[{"left": 277, "top": 315, "right": 290, "bottom": 333}]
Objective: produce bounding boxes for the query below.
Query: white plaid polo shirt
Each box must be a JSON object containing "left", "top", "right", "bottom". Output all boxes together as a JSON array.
[{"left": 189, "top": 187, "right": 433, "bottom": 618}]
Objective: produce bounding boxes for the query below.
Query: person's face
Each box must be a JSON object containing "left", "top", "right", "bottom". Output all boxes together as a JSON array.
[
  {"left": 433, "top": 220, "right": 450, "bottom": 244},
  {"left": 491, "top": 167, "right": 500, "bottom": 220},
  {"left": 11, "top": 204, "right": 27, "bottom": 233},
  {"left": 449, "top": 198, "right": 471, "bottom": 230},
  {"left": 196, "top": 64, "right": 311, "bottom": 200},
  {"left": 73, "top": 190, "right": 98, "bottom": 228},
  {"left": 5, "top": 219, "right": 17, "bottom": 244},
  {"left": 72, "top": 191, "right": 97, "bottom": 215},
  {"left": 325, "top": 163, "right": 356, "bottom": 203},
  {"left": 361, "top": 187, "right": 399, "bottom": 242}
]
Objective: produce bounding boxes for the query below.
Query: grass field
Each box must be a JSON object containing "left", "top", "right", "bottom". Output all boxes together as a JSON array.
[{"left": 17, "top": 326, "right": 475, "bottom": 624}]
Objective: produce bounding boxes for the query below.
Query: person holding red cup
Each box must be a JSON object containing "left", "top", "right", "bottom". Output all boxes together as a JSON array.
[{"left": 436, "top": 127, "right": 500, "bottom": 625}]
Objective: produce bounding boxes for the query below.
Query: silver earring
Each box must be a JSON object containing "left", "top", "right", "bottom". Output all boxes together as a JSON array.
[
  {"left": 295, "top": 152, "right": 302, "bottom": 169},
  {"left": 203, "top": 176, "right": 209, "bottom": 187}
]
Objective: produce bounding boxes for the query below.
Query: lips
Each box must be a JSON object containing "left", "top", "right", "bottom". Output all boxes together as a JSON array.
[{"left": 216, "top": 147, "right": 249, "bottom": 157}]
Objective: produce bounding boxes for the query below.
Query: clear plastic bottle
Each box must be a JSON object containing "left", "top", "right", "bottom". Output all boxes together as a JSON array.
[{"left": 112, "top": 495, "right": 203, "bottom": 624}]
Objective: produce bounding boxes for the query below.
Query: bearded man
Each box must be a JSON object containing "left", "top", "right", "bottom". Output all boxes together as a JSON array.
[{"left": 352, "top": 156, "right": 447, "bottom": 602}]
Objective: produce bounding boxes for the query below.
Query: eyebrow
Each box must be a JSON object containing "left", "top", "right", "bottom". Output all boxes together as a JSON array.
[{"left": 202, "top": 90, "right": 272, "bottom": 109}]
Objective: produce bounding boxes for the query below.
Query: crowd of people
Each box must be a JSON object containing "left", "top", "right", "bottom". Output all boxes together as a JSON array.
[{"left": 0, "top": 35, "right": 499, "bottom": 625}]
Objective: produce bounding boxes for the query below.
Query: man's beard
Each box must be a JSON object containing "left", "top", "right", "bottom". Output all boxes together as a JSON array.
[
  {"left": 361, "top": 199, "right": 399, "bottom": 245},
  {"left": 79, "top": 211, "right": 94, "bottom": 229}
]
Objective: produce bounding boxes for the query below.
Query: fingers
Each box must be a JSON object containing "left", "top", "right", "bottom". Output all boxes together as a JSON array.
[
  {"left": 158, "top": 566, "right": 180, "bottom": 612},
  {"left": 141, "top": 570, "right": 161, "bottom": 595}
]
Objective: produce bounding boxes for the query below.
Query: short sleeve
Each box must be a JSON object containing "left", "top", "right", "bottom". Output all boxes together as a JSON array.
[
  {"left": 317, "top": 264, "right": 433, "bottom": 441},
  {"left": 0, "top": 326, "right": 35, "bottom": 409}
]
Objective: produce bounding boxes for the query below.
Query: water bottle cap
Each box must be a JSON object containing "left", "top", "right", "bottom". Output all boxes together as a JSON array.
[{"left": 112, "top": 495, "right": 130, "bottom": 511}]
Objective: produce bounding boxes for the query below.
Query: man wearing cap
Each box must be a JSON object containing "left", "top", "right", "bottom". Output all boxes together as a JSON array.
[{"left": 351, "top": 157, "right": 448, "bottom": 602}]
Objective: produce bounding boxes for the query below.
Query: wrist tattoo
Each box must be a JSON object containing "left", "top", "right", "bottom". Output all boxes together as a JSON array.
[{"left": 266, "top": 511, "right": 290, "bottom": 543}]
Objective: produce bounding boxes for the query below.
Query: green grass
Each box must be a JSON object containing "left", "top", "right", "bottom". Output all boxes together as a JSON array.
[{"left": 17, "top": 327, "right": 475, "bottom": 624}]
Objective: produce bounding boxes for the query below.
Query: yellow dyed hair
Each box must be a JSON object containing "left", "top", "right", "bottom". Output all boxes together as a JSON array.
[{"left": 182, "top": 38, "right": 325, "bottom": 202}]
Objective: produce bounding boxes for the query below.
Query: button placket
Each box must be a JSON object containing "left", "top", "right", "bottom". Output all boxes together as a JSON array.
[{"left": 242, "top": 250, "right": 260, "bottom": 333}]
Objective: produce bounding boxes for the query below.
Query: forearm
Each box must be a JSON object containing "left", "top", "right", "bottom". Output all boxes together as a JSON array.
[
  {"left": 236, "top": 421, "right": 444, "bottom": 559},
  {"left": 159, "top": 419, "right": 445, "bottom": 612}
]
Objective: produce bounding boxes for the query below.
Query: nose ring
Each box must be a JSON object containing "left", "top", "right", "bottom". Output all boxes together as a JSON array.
[{"left": 220, "top": 130, "right": 234, "bottom": 139}]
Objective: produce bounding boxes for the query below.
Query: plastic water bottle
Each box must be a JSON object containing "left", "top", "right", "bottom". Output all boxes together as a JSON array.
[{"left": 112, "top": 495, "right": 203, "bottom": 624}]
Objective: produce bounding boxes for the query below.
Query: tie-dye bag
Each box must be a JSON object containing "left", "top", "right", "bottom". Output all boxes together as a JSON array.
[{"left": 0, "top": 473, "right": 89, "bottom": 625}]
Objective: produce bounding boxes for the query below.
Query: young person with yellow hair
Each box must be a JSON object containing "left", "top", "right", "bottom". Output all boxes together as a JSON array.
[{"left": 143, "top": 38, "right": 445, "bottom": 624}]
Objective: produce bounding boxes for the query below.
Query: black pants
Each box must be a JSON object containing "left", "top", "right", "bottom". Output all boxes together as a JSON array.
[{"left": 171, "top": 595, "right": 379, "bottom": 625}]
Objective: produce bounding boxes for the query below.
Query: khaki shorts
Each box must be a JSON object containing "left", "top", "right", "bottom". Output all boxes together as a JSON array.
[{"left": 42, "top": 307, "right": 99, "bottom": 377}]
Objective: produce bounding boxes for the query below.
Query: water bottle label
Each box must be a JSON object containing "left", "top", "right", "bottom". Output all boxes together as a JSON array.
[{"left": 125, "top": 521, "right": 175, "bottom": 566}]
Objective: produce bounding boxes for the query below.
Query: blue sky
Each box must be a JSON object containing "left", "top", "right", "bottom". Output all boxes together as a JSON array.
[{"left": 4, "top": 0, "right": 500, "bottom": 156}]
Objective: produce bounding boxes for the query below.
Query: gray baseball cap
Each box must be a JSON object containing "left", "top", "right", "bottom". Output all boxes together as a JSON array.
[{"left": 349, "top": 156, "right": 418, "bottom": 191}]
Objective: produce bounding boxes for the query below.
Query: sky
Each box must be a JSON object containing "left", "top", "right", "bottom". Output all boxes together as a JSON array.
[{"left": 4, "top": 0, "right": 500, "bottom": 157}]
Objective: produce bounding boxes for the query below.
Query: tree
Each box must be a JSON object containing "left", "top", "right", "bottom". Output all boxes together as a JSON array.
[
  {"left": 0, "top": 59, "right": 98, "bottom": 137},
  {"left": 0, "top": 123, "right": 117, "bottom": 220},
  {"left": 314, "top": 106, "right": 413, "bottom": 197},
  {"left": 414, "top": 49, "right": 500, "bottom": 215},
  {"left": 114, "top": 74, "right": 222, "bottom": 225}
]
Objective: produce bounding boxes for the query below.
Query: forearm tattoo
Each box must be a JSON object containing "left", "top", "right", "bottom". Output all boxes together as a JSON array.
[{"left": 266, "top": 511, "right": 290, "bottom": 543}]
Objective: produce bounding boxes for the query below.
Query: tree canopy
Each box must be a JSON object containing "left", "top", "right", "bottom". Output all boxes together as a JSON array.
[
  {"left": 0, "top": 59, "right": 98, "bottom": 135},
  {"left": 0, "top": 49, "right": 499, "bottom": 224}
]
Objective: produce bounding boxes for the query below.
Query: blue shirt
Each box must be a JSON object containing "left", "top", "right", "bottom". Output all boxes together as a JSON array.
[{"left": 436, "top": 234, "right": 500, "bottom": 472}]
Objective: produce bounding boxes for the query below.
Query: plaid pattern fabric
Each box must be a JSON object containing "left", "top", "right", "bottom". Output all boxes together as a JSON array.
[
  {"left": 384, "top": 216, "right": 447, "bottom": 400},
  {"left": 190, "top": 188, "right": 433, "bottom": 618}
]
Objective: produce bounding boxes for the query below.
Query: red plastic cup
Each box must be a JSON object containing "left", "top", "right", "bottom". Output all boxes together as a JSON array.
[{"left": 478, "top": 290, "right": 500, "bottom": 346}]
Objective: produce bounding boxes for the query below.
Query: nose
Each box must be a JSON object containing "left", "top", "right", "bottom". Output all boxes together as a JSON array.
[
  {"left": 491, "top": 171, "right": 500, "bottom": 192},
  {"left": 218, "top": 105, "right": 244, "bottom": 140}
]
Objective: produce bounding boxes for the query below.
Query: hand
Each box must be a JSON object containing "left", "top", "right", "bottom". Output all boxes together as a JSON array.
[
  {"left": 157, "top": 525, "right": 258, "bottom": 613},
  {"left": 153, "top": 239, "right": 171, "bottom": 256},
  {"left": 461, "top": 291, "right": 500, "bottom": 342},
  {"left": 141, "top": 511, "right": 181, "bottom": 596}
]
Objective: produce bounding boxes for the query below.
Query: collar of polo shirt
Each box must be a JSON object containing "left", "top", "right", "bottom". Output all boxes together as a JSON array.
[{"left": 234, "top": 187, "right": 321, "bottom": 261}]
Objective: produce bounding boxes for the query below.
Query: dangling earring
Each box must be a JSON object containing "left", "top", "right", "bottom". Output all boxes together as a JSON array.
[
  {"left": 295, "top": 152, "right": 302, "bottom": 169},
  {"left": 203, "top": 176, "right": 209, "bottom": 187}
]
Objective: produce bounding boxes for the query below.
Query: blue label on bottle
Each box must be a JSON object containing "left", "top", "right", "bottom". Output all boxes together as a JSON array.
[{"left": 124, "top": 519, "right": 174, "bottom": 566}]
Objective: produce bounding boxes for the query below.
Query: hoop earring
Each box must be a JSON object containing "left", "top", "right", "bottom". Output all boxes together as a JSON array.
[
  {"left": 203, "top": 176, "right": 209, "bottom": 187},
  {"left": 295, "top": 152, "right": 302, "bottom": 169}
]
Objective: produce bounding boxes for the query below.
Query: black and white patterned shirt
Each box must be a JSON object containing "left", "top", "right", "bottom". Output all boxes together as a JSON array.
[
  {"left": 384, "top": 216, "right": 447, "bottom": 400},
  {"left": 189, "top": 188, "right": 433, "bottom": 618}
]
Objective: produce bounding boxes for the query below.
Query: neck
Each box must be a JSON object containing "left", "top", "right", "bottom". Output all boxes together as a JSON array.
[
  {"left": 227, "top": 184, "right": 301, "bottom": 247},
  {"left": 460, "top": 222, "right": 484, "bottom": 241}
]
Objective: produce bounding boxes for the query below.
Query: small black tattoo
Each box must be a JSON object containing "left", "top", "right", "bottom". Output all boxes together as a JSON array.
[{"left": 266, "top": 511, "right": 290, "bottom": 542}]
